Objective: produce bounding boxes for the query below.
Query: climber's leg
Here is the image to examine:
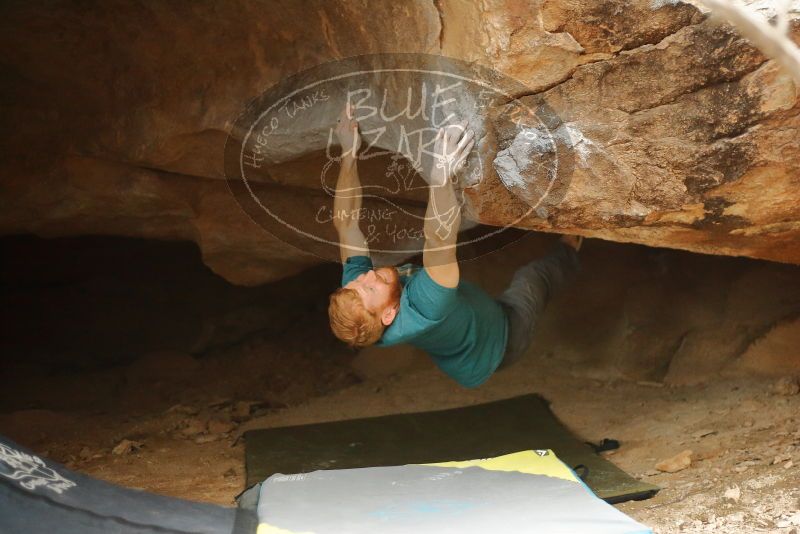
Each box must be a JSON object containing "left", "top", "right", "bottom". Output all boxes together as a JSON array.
[{"left": 496, "top": 239, "right": 581, "bottom": 369}]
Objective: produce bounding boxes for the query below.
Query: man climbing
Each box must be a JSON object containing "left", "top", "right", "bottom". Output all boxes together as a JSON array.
[{"left": 328, "top": 103, "right": 581, "bottom": 388}]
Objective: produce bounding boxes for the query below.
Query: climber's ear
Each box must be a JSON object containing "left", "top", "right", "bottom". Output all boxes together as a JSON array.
[{"left": 381, "top": 303, "right": 398, "bottom": 326}]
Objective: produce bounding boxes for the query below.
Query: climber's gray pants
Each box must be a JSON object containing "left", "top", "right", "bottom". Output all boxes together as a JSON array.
[{"left": 496, "top": 242, "right": 580, "bottom": 370}]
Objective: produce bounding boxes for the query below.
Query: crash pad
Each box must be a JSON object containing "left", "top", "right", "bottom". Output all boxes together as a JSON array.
[
  {"left": 255, "top": 449, "right": 652, "bottom": 534},
  {"left": 0, "top": 434, "right": 256, "bottom": 534},
  {"left": 244, "top": 394, "right": 658, "bottom": 503}
]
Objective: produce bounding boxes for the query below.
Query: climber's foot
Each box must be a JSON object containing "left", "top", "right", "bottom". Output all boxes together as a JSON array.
[{"left": 560, "top": 234, "right": 583, "bottom": 252}]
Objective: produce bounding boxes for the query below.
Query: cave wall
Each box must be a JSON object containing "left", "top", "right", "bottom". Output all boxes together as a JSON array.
[{"left": 1, "top": 0, "right": 799, "bottom": 285}]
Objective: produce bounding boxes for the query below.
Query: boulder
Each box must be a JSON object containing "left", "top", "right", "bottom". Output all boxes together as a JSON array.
[{"left": 0, "top": 1, "right": 798, "bottom": 284}]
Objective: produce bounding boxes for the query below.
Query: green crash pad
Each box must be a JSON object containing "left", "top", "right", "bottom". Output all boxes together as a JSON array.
[{"left": 244, "top": 394, "right": 658, "bottom": 504}]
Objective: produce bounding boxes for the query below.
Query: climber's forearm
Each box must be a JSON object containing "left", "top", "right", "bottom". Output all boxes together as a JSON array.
[
  {"left": 333, "top": 154, "right": 368, "bottom": 261},
  {"left": 332, "top": 154, "right": 362, "bottom": 232},
  {"left": 423, "top": 179, "right": 460, "bottom": 248},
  {"left": 422, "top": 180, "right": 460, "bottom": 287}
]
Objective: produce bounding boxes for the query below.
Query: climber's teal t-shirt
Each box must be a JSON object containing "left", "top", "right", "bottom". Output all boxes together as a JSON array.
[{"left": 341, "top": 256, "right": 508, "bottom": 388}]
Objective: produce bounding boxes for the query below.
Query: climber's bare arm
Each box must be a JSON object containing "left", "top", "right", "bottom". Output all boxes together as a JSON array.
[
  {"left": 334, "top": 154, "right": 368, "bottom": 262},
  {"left": 333, "top": 104, "right": 368, "bottom": 263},
  {"left": 422, "top": 172, "right": 460, "bottom": 288},
  {"left": 423, "top": 123, "right": 475, "bottom": 288}
]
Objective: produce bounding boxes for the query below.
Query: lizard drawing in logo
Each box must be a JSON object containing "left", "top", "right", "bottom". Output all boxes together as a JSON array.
[
  {"left": 319, "top": 103, "right": 478, "bottom": 242},
  {"left": 0, "top": 442, "right": 76, "bottom": 494}
]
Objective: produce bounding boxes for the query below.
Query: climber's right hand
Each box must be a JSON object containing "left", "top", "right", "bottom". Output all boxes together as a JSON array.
[{"left": 430, "top": 120, "right": 474, "bottom": 187}]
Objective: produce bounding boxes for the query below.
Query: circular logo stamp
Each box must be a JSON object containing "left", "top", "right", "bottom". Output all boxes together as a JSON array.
[{"left": 224, "top": 53, "right": 573, "bottom": 265}]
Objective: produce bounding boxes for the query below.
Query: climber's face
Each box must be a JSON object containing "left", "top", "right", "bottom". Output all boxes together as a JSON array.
[{"left": 345, "top": 267, "right": 401, "bottom": 325}]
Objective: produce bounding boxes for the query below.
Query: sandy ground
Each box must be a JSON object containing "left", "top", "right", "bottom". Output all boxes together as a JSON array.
[{"left": 3, "top": 349, "right": 799, "bottom": 534}]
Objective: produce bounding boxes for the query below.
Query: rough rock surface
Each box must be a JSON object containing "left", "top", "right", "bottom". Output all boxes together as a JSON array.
[
  {"left": 1, "top": 0, "right": 798, "bottom": 284},
  {"left": 459, "top": 1, "right": 800, "bottom": 266}
]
